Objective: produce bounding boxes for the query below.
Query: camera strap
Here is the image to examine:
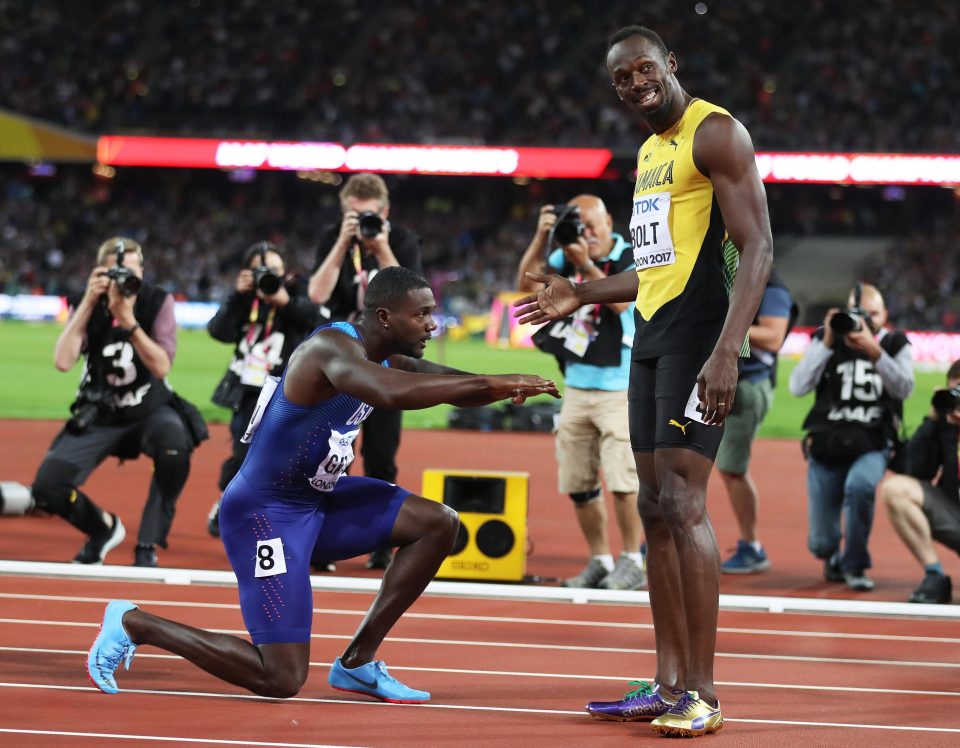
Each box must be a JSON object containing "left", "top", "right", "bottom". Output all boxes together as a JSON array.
[
  {"left": 351, "top": 244, "right": 372, "bottom": 312},
  {"left": 245, "top": 299, "right": 276, "bottom": 345}
]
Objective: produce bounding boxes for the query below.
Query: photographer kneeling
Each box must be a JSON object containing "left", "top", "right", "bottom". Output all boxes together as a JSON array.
[
  {"left": 881, "top": 360, "right": 960, "bottom": 604},
  {"left": 206, "top": 241, "right": 320, "bottom": 536},
  {"left": 30, "top": 237, "right": 201, "bottom": 567},
  {"left": 789, "top": 283, "right": 914, "bottom": 591}
]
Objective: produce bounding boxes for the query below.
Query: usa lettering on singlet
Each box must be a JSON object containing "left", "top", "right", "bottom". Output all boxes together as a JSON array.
[{"left": 236, "top": 322, "right": 386, "bottom": 496}]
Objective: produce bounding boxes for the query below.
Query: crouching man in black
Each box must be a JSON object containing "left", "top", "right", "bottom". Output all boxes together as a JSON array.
[
  {"left": 881, "top": 359, "right": 960, "bottom": 604},
  {"left": 30, "top": 237, "right": 201, "bottom": 567}
]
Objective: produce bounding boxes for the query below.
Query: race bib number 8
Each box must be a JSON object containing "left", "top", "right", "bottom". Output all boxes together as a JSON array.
[
  {"left": 630, "top": 191, "right": 675, "bottom": 270},
  {"left": 254, "top": 537, "right": 287, "bottom": 578}
]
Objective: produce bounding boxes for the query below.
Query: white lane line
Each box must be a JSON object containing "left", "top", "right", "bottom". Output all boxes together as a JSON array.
[
  {"left": 1, "top": 683, "right": 958, "bottom": 734},
  {"left": 2, "top": 618, "right": 957, "bottom": 669},
  {"left": 2, "top": 592, "right": 958, "bottom": 645},
  {"left": 5, "top": 646, "right": 960, "bottom": 699},
  {"left": 0, "top": 729, "right": 365, "bottom": 748}
]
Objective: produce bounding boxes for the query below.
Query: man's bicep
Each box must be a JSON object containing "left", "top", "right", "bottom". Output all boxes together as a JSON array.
[{"left": 320, "top": 348, "right": 392, "bottom": 397}]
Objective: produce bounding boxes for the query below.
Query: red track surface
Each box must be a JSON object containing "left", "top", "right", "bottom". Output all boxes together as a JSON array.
[{"left": 2, "top": 421, "right": 960, "bottom": 745}]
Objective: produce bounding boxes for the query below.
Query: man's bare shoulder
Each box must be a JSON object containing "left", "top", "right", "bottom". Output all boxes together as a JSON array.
[{"left": 693, "top": 112, "right": 756, "bottom": 177}]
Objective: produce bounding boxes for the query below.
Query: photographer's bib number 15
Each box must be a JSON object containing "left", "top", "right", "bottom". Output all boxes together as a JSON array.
[{"left": 630, "top": 192, "right": 675, "bottom": 271}]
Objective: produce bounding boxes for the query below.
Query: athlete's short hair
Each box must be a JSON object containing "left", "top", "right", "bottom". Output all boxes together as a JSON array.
[
  {"left": 96, "top": 236, "right": 143, "bottom": 266},
  {"left": 339, "top": 173, "right": 390, "bottom": 209},
  {"left": 607, "top": 26, "right": 669, "bottom": 58},
  {"left": 363, "top": 266, "right": 430, "bottom": 313}
]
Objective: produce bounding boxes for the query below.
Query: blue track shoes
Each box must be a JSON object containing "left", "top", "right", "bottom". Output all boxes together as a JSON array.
[
  {"left": 88, "top": 601, "right": 138, "bottom": 693},
  {"left": 328, "top": 657, "right": 430, "bottom": 703}
]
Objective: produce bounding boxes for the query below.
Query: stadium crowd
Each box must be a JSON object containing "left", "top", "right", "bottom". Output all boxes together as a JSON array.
[
  {"left": 1, "top": 168, "right": 957, "bottom": 331},
  {"left": 2, "top": 0, "right": 958, "bottom": 152}
]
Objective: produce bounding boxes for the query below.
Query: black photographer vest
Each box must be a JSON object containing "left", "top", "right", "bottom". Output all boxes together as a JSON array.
[
  {"left": 79, "top": 284, "right": 172, "bottom": 425},
  {"left": 802, "top": 328, "right": 909, "bottom": 439}
]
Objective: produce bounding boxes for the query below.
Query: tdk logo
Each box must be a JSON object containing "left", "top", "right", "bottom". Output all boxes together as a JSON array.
[{"left": 633, "top": 197, "right": 662, "bottom": 215}]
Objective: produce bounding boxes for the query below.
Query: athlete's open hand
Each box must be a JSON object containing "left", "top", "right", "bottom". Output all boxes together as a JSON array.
[
  {"left": 493, "top": 374, "right": 561, "bottom": 404},
  {"left": 697, "top": 350, "right": 739, "bottom": 425},
  {"left": 513, "top": 273, "right": 581, "bottom": 325}
]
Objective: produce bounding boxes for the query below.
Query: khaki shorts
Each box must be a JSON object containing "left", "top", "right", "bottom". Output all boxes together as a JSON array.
[
  {"left": 715, "top": 377, "right": 773, "bottom": 475},
  {"left": 556, "top": 387, "right": 639, "bottom": 495}
]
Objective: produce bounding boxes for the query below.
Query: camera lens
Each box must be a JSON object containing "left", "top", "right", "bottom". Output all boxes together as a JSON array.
[
  {"left": 829, "top": 311, "right": 861, "bottom": 336},
  {"left": 357, "top": 212, "right": 383, "bottom": 239},
  {"left": 255, "top": 270, "right": 282, "bottom": 295},
  {"left": 554, "top": 220, "right": 583, "bottom": 246},
  {"left": 932, "top": 388, "right": 960, "bottom": 416},
  {"left": 120, "top": 274, "right": 142, "bottom": 296}
]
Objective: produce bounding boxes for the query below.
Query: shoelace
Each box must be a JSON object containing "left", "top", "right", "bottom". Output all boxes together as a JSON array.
[
  {"left": 101, "top": 640, "right": 137, "bottom": 674},
  {"left": 374, "top": 660, "right": 401, "bottom": 686},
  {"left": 666, "top": 691, "right": 697, "bottom": 716},
  {"left": 623, "top": 680, "right": 654, "bottom": 699}
]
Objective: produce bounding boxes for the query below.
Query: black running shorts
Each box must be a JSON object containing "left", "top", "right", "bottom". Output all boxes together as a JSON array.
[{"left": 628, "top": 346, "right": 727, "bottom": 459}]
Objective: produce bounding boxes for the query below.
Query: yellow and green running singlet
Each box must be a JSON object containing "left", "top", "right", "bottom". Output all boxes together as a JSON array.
[{"left": 629, "top": 98, "right": 748, "bottom": 358}]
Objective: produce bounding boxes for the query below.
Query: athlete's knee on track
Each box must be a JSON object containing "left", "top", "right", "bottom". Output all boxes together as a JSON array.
[{"left": 255, "top": 667, "right": 308, "bottom": 699}]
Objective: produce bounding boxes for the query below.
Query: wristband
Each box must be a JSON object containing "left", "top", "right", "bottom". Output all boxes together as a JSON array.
[
  {"left": 577, "top": 260, "right": 595, "bottom": 273},
  {"left": 120, "top": 323, "right": 140, "bottom": 339}
]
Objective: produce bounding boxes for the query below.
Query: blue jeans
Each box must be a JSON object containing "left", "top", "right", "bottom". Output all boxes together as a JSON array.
[{"left": 807, "top": 449, "right": 888, "bottom": 574}]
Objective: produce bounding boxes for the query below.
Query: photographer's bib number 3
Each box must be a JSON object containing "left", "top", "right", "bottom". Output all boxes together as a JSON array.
[{"left": 630, "top": 191, "right": 675, "bottom": 271}]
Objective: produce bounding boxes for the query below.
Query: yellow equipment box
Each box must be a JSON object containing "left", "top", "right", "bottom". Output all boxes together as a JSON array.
[{"left": 421, "top": 469, "right": 529, "bottom": 582}]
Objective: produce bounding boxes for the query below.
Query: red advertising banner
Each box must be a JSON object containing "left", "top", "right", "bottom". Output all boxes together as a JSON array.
[
  {"left": 96, "top": 136, "right": 960, "bottom": 185},
  {"left": 96, "top": 137, "right": 614, "bottom": 178}
]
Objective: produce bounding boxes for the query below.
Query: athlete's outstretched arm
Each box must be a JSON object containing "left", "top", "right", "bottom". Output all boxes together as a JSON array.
[
  {"left": 284, "top": 332, "right": 559, "bottom": 410},
  {"left": 692, "top": 114, "right": 773, "bottom": 422},
  {"left": 388, "top": 355, "right": 471, "bottom": 376}
]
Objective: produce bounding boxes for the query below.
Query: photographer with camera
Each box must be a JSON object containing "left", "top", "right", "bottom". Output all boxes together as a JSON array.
[
  {"left": 29, "top": 237, "right": 201, "bottom": 567},
  {"left": 308, "top": 173, "right": 423, "bottom": 570},
  {"left": 880, "top": 360, "right": 960, "bottom": 604},
  {"left": 789, "top": 282, "right": 914, "bottom": 591},
  {"left": 205, "top": 241, "right": 321, "bottom": 537},
  {"left": 516, "top": 194, "right": 645, "bottom": 591}
]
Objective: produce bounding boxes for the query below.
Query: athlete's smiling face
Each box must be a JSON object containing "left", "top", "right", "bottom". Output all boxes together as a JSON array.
[
  {"left": 607, "top": 35, "right": 679, "bottom": 123},
  {"left": 384, "top": 287, "right": 438, "bottom": 358}
]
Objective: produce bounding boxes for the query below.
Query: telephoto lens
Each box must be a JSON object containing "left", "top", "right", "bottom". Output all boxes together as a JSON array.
[
  {"left": 829, "top": 310, "right": 862, "bottom": 336},
  {"left": 931, "top": 386, "right": 960, "bottom": 416},
  {"left": 357, "top": 211, "right": 384, "bottom": 239},
  {"left": 253, "top": 267, "right": 282, "bottom": 295},
  {"left": 552, "top": 205, "right": 585, "bottom": 246}
]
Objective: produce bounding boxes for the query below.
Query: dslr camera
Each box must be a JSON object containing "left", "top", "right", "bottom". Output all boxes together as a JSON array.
[
  {"left": 932, "top": 386, "right": 960, "bottom": 417},
  {"left": 66, "top": 388, "right": 114, "bottom": 435},
  {"left": 251, "top": 266, "right": 283, "bottom": 295},
  {"left": 106, "top": 242, "right": 142, "bottom": 297},
  {"left": 357, "top": 211, "right": 384, "bottom": 239},
  {"left": 551, "top": 204, "right": 585, "bottom": 246},
  {"left": 829, "top": 308, "right": 866, "bottom": 336},
  {"left": 829, "top": 281, "right": 870, "bottom": 337}
]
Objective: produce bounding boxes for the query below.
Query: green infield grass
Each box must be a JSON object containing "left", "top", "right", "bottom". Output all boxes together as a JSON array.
[{"left": 0, "top": 319, "right": 947, "bottom": 438}]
